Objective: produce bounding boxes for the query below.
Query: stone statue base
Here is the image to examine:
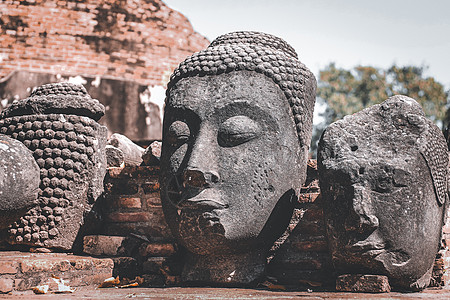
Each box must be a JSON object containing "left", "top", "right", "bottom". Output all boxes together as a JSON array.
[{"left": 182, "top": 250, "right": 266, "bottom": 286}]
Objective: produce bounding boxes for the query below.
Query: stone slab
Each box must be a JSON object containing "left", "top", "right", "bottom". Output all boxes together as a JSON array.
[
  {"left": 336, "top": 274, "right": 391, "bottom": 293},
  {"left": 6, "top": 286, "right": 450, "bottom": 298},
  {"left": 0, "top": 251, "right": 113, "bottom": 293}
]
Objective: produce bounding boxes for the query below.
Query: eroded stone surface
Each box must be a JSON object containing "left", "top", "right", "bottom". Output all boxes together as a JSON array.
[
  {"left": 318, "top": 95, "right": 448, "bottom": 291},
  {"left": 161, "top": 31, "right": 316, "bottom": 285},
  {"left": 0, "top": 83, "right": 107, "bottom": 250},
  {"left": 0, "top": 135, "right": 40, "bottom": 229},
  {"left": 336, "top": 274, "right": 391, "bottom": 293},
  {"left": 142, "top": 141, "right": 161, "bottom": 166},
  {"left": 107, "top": 133, "right": 144, "bottom": 167},
  {"left": 106, "top": 145, "right": 124, "bottom": 168}
]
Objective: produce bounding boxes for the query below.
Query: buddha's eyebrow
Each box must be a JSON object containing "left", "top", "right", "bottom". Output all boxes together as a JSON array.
[{"left": 213, "top": 101, "right": 279, "bottom": 132}]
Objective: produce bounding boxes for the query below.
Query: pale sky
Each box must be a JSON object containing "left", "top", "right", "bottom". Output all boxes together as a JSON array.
[{"left": 163, "top": 0, "right": 450, "bottom": 89}]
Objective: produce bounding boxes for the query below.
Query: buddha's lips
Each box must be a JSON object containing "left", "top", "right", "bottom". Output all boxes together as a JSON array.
[{"left": 178, "top": 188, "right": 228, "bottom": 210}]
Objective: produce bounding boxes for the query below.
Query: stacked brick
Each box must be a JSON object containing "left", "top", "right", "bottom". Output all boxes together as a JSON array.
[
  {"left": 435, "top": 210, "right": 450, "bottom": 286},
  {"left": 100, "top": 166, "right": 170, "bottom": 238},
  {"left": 83, "top": 165, "right": 182, "bottom": 286},
  {"left": 0, "top": 251, "right": 113, "bottom": 293},
  {"left": 0, "top": 0, "right": 209, "bottom": 85},
  {"left": 268, "top": 160, "right": 334, "bottom": 288}
]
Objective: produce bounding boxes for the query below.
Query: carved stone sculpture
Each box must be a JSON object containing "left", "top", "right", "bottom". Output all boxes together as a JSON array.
[
  {"left": 107, "top": 133, "right": 144, "bottom": 166},
  {"left": 318, "top": 95, "right": 448, "bottom": 291},
  {"left": 160, "top": 31, "right": 316, "bottom": 285},
  {"left": 0, "top": 83, "right": 107, "bottom": 250},
  {"left": 0, "top": 135, "right": 40, "bottom": 229}
]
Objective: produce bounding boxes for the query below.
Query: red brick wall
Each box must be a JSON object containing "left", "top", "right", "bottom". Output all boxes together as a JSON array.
[
  {"left": 0, "top": 0, "right": 209, "bottom": 85},
  {"left": 101, "top": 166, "right": 172, "bottom": 240}
]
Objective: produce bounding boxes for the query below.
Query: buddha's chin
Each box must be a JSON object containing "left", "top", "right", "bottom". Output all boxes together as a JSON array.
[{"left": 177, "top": 209, "right": 230, "bottom": 255}]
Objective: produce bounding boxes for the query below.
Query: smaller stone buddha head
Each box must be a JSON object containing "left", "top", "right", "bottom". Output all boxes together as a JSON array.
[
  {"left": 160, "top": 31, "right": 316, "bottom": 283},
  {"left": 318, "top": 95, "right": 448, "bottom": 290},
  {"left": 0, "top": 82, "right": 107, "bottom": 249}
]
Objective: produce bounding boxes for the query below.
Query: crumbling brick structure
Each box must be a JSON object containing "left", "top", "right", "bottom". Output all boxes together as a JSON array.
[
  {"left": 0, "top": 0, "right": 209, "bottom": 85},
  {"left": 0, "top": 0, "right": 209, "bottom": 141}
]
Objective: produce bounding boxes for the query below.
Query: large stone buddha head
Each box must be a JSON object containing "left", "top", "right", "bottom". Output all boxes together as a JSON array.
[
  {"left": 318, "top": 95, "right": 448, "bottom": 291},
  {"left": 160, "top": 31, "right": 316, "bottom": 285}
]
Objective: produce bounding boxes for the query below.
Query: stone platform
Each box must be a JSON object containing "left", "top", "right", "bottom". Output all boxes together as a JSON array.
[
  {"left": 5, "top": 286, "right": 450, "bottom": 299},
  {"left": 0, "top": 251, "right": 449, "bottom": 298},
  {"left": 0, "top": 251, "right": 113, "bottom": 294}
]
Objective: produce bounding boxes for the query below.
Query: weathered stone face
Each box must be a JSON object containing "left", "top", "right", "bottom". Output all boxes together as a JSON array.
[
  {"left": 162, "top": 71, "right": 303, "bottom": 254},
  {"left": 0, "top": 83, "right": 107, "bottom": 250},
  {"left": 0, "top": 135, "right": 40, "bottom": 229},
  {"left": 318, "top": 95, "right": 448, "bottom": 291},
  {"left": 160, "top": 31, "right": 317, "bottom": 285}
]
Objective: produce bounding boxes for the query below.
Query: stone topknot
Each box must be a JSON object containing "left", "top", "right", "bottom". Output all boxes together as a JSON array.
[
  {"left": 30, "top": 82, "right": 88, "bottom": 97},
  {"left": 209, "top": 31, "right": 298, "bottom": 59},
  {"left": 1, "top": 82, "right": 105, "bottom": 121},
  {"left": 167, "top": 31, "right": 317, "bottom": 149}
]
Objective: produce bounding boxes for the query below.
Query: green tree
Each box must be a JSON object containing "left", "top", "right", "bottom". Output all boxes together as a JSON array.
[{"left": 311, "top": 63, "right": 449, "bottom": 156}]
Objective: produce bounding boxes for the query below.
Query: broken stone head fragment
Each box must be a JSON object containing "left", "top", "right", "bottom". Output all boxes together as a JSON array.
[
  {"left": 0, "top": 82, "right": 107, "bottom": 250},
  {"left": 160, "top": 31, "right": 317, "bottom": 285},
  {"left": 107, "top": 133, "right": 144, "bottom": 167},
  {"left": 0, "top": 134, "right": 40, "bottom": 229},
  {"left": 318, "top": 95, "right": 448, "bottom": 291}
]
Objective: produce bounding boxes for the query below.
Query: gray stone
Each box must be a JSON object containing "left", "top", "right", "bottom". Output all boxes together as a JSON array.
[
  {"left": 106, "top": 145, "right": 124, "bottom": 168},
  {"left": 160, "top": 31, "right": 316, "bottom": 285},
  {"left": 318, "top": 95, "right": 448, "bottom": 291},
  {"left": 0, "top": 82, "right": 107, "bottom": 250},
  {"left": 142, "top": 141, "right": 161, "bottom": 166},
  {"left": 107, "top": 133, "right": 144, "bottom": 166},
  {"left": 0, "top": 134, "right": 40, "bottom": 229},
  {"left": 336, "top": 274, "right": 391, "bottom": 293}
]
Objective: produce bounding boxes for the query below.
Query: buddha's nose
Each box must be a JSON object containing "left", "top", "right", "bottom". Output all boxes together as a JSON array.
[
  {"left": 344, "top": 185, "right": 379, "bottom": 233},
  {"left": 182, "top": 127, "right": 220, "bottom": 189},
  {"left": 183, "top": 169, "right": 220, "bottom": 188}
]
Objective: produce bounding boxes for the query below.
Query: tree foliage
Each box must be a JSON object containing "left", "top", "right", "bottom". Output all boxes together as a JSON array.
[
  {"left": 311, "top": 63, "right": 449, "bottom": 156},
  {"left": 317, "top": 63, "right": 448, "bottom": 124}
]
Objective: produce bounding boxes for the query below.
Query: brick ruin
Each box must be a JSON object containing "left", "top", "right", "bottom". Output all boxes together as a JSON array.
[
  {"left": 0, "top": 0, "right": 209, "bottom": 142},
  {"left": 0, "top": 0, "right": 208, "bottom": 84}
]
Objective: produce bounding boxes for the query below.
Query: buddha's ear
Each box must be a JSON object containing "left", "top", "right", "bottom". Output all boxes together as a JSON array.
[{"left": 419, "top": 124, "right": 448, "bottom": 206}]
